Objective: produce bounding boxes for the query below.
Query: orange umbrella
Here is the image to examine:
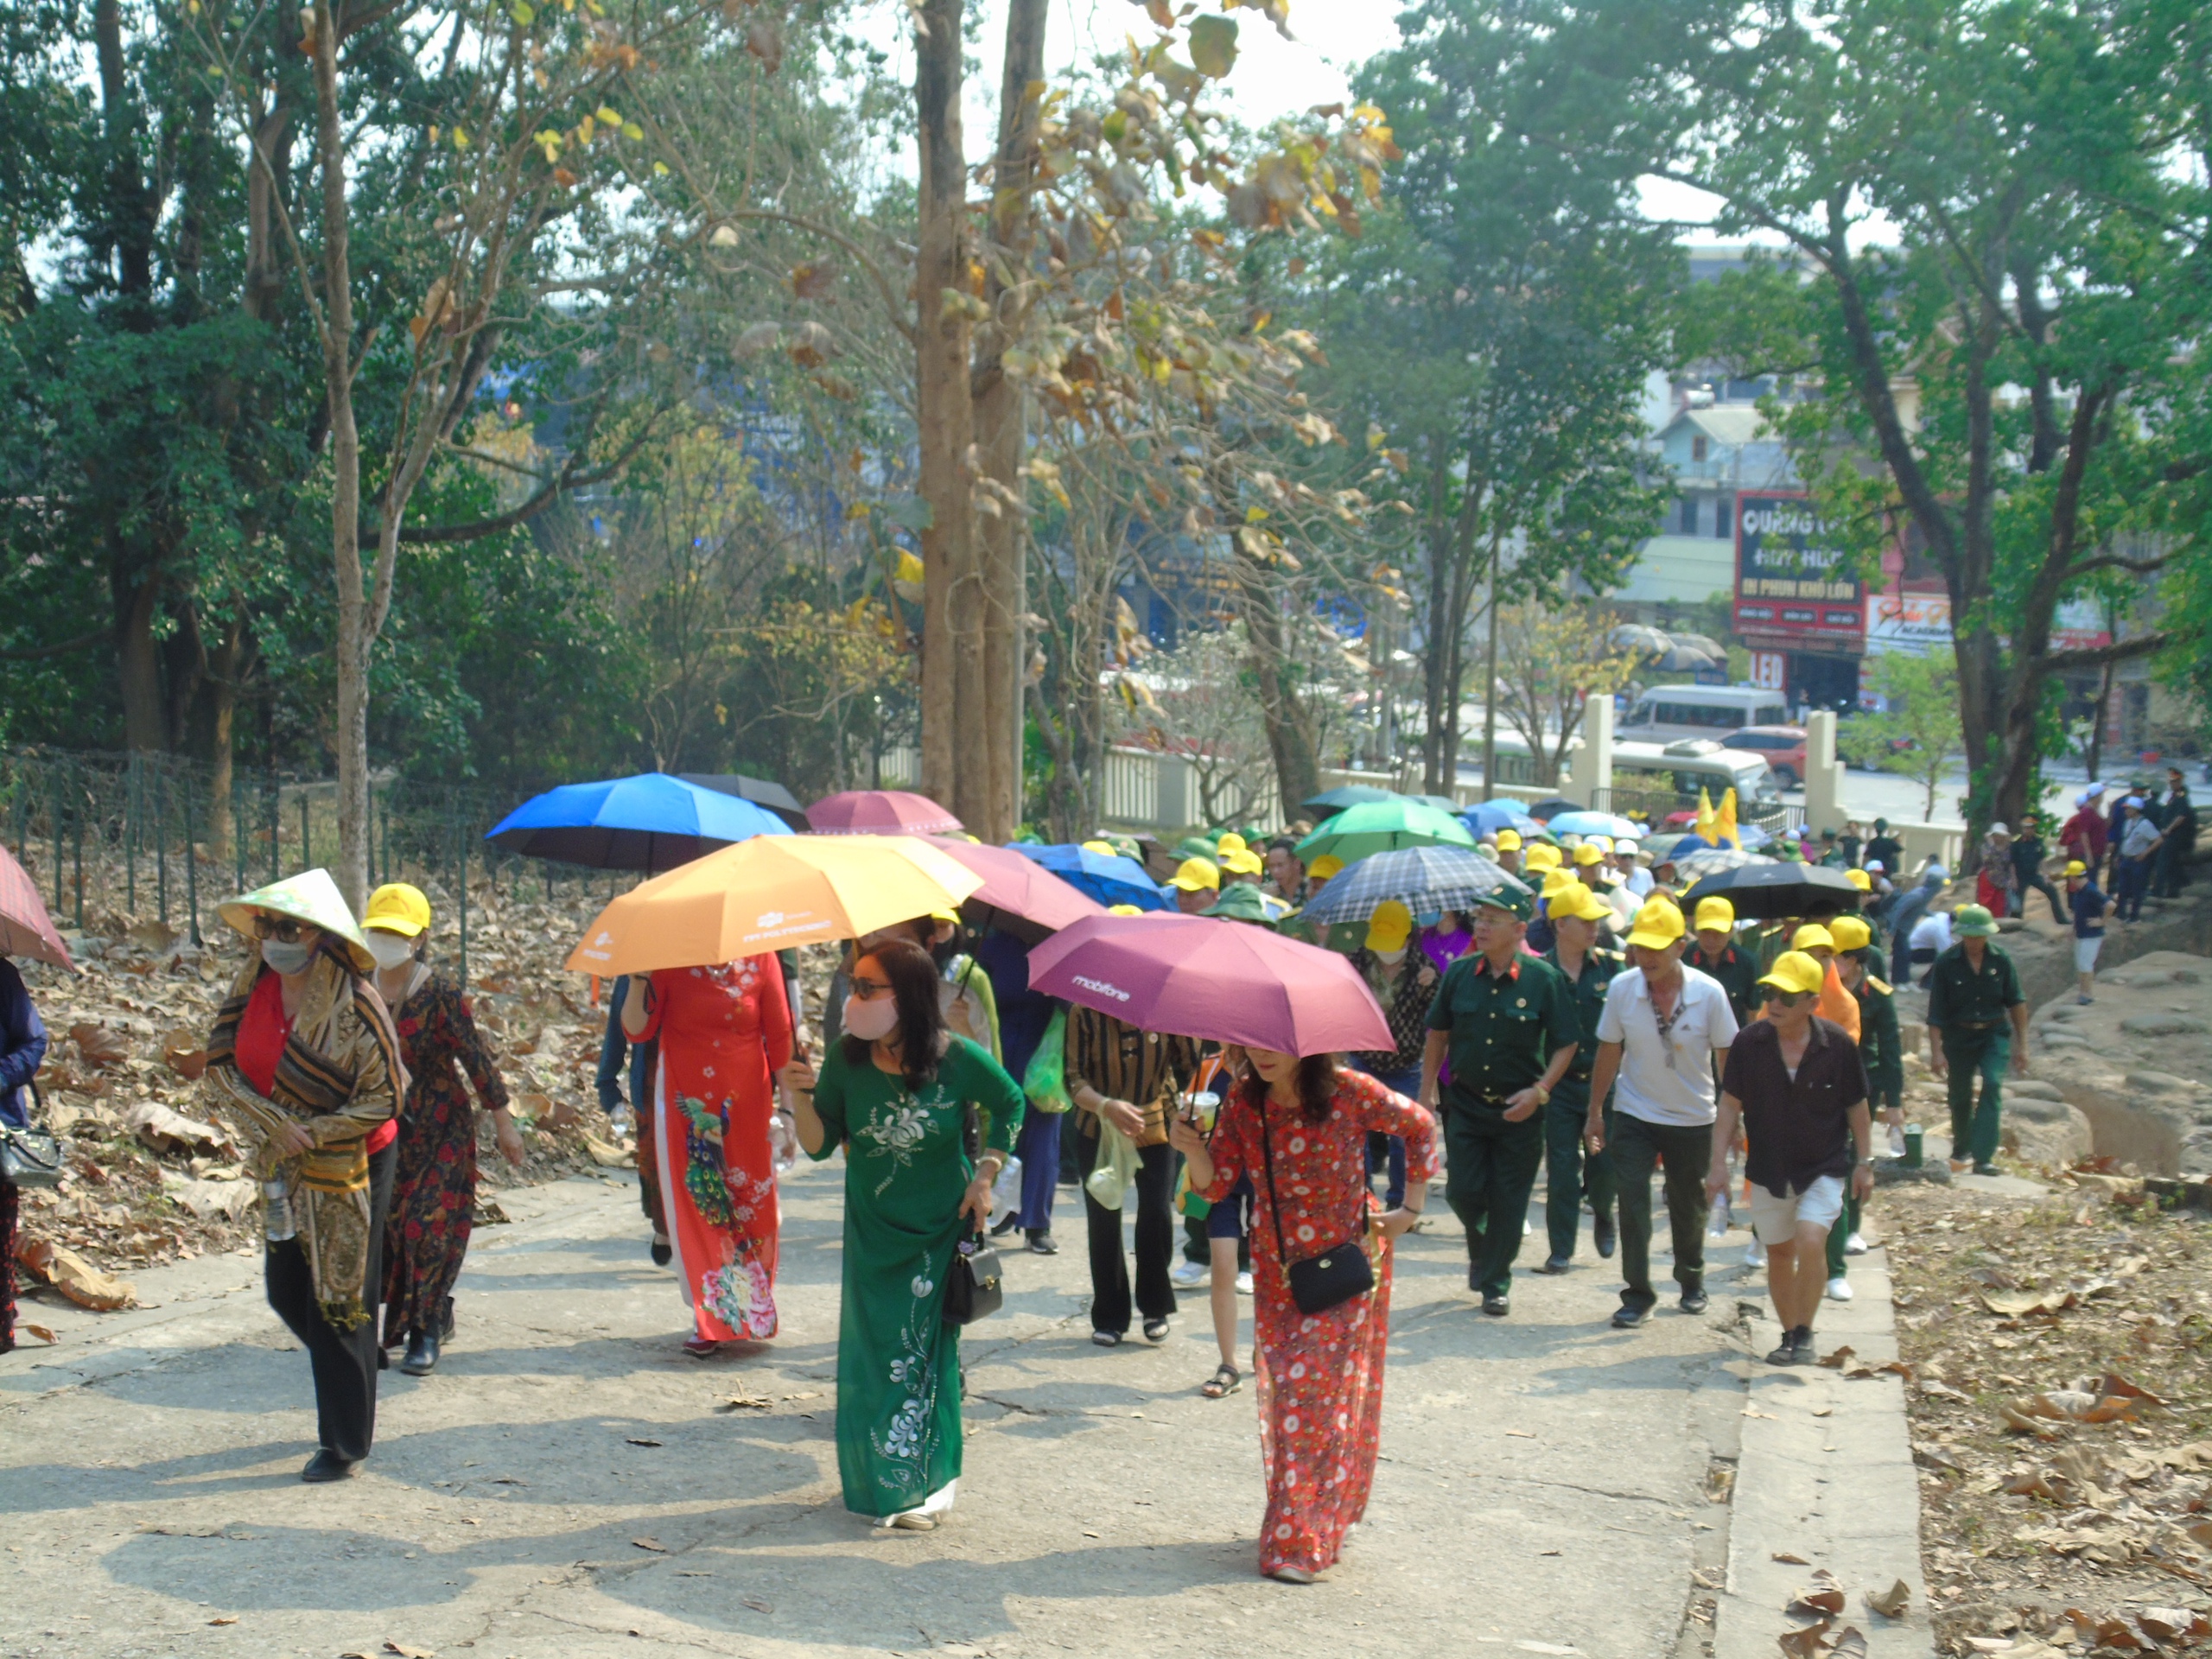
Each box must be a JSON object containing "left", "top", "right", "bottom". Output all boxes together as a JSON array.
[
  {"left": 564, "top": 834, "right": 984, "bottom": 976},
  {"left": 0, "top": 842, "right": 75, "bottom": 972}
]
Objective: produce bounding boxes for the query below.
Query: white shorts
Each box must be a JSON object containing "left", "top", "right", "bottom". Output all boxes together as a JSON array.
[
  {"left": 2074, "top": 934, "right": 2104, "bottom": 974},
  {"left": 1747, "top": 1173, "right": 1847, "bottom": 1244}
]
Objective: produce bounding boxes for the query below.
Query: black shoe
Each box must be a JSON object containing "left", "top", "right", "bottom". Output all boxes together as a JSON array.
[
  {"left": 1467, "top": 1264, "right": 1483, "bottom": 1293},
  {"left": 1611, "top": 1303, "right": 1650, "bottom": 1329},
  {"left": 1974, "top": 1162, "right": 2000, "bottom": 1177},
  {"left": 1765, "top": 1337, "right": 1799, "bottom": 1365},
  {"left": 650, "top": 1238, "right": 672, "bottom": 1266},
  {"left": 302, "top": 1449, "right": 356, "bottom": 1483},
  {"left": 1142, "top": 1318, "right": 1171, "bottom": 1344},
  {"left": 1680, "top": 1288, "right": 1709, "bottom": 1315},
  {"left": 1791, "top": 1325, "right": 1818, "bottom": 1363},
  {"left": 1535, "top": 1255, "right": 1571, "bottom": 1274},
  {"left": 1025, "top": 1230, "right": 1058, "bottom": 1255},
  {"left": 989, "top": 1211, "right": 1021, "bottom": 1237},
  {"left": 399, "top": 1331, "right": 440, "bottom": 1376},
  {"left": 1481, "top": 1295, "right": 1510, "bottom": 1318},
  {"left": 1592, "top": 1215, "right": 1617, "bottom": 1259},
  {"left": 376, "top": 1344, "right": 391, "bottom": 1371}
]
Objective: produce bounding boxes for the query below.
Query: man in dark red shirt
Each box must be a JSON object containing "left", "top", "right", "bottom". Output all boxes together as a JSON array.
[{"left": 2058, "top": 788, "right": 2110, "bottom": 873}]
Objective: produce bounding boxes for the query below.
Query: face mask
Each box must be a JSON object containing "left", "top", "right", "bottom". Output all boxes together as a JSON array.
[
  {"left": 366, "top": 932, "right": 416, "bottom": 971},
  {"left": 843, "top": 995, "right": 899, "bottom": 1043},
  {"left": 261, "top": 939, "right": 315, "bottom": 976},
  {"left": 1376, "top": 946, "right": 1408, "bottom": 965}
]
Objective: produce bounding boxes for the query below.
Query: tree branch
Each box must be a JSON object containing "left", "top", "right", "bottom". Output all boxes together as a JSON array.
[
  {"left": 2061, "top": 550, "right": 2173, "bottom": 582},
  {"left": 0, "top": 630, "right": 105, "bottom": 661},
  {"left": 2040, "top": 631, "right": 2168, "bottom": 674},
  {"left": 394, "top": 420, "right": 659, "bottom": 544}
]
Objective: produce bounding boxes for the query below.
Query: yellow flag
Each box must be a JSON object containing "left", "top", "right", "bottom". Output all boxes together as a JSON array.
[
  {"left": 1717, "top": 788, "right": 1741, "bottom": 849},
  {"left": 1694, "top": 787, "right": 1718, "bottom": 844}
]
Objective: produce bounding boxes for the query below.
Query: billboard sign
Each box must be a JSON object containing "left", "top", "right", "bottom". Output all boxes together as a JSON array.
[
  {"left": 1732, "top": 492, "right": 1864, "bottom": 644},
  {"left": 1865, "top": 590, "right": 1951, "bottom": 657}
]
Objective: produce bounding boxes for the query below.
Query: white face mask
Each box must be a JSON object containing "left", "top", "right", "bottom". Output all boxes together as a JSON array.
[
  {"left": 843, "top": 995, "right": 899, "bottom": 1043},
  {"left": 1376, "top": 945, "right": 1408, "bottom": 965},
  {"left": 366, "top": 932, "right": 416, "bottom": 971},
  {"left": 260, "top": 939, "right": 315, "bottom": 976}
]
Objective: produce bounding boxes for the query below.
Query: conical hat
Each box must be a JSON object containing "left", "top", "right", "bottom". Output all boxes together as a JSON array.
[{"left": 218, "top": 868, "right": 375, "bottom": 974}]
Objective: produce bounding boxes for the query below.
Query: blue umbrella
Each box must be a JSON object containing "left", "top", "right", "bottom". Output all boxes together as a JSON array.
[
  {"left": 1546, "top": 810, "right": 1643, "bottom": 840},
  {"left": 486, "top": 772, "right": 792, "bottom": 874},
  {"left": 1012, "top": 842, "right": 1170, "bottom": 911},
  {"left": 1461, "top": 799, "right": 1544, "bottom": 836}
]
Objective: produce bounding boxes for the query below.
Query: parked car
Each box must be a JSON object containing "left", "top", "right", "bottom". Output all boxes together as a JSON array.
[
  {"left": 1610, "top": 739, "right": 1784, "bottom": 826},
  {"left": 1719, "top": 725, "right": 1808, "bottom": 790},
  {"left": 1617, "top": 684, "right": 1791, "bottom": 743}
]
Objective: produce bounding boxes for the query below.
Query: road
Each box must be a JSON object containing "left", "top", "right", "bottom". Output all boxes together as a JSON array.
[{"left": 3, "top": 1158, "right": 1750, "bottom": 1659}]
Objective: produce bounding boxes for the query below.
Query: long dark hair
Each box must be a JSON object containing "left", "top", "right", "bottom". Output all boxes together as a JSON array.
[
  {"left": 1236, "top": 1050, "right": 1338, "bottom": 1126},
  {"left": 842, "top": 938, "right": 946, "bottom": 1091}
]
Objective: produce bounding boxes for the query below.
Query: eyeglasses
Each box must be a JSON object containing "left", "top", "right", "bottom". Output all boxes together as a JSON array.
[
  {"left": 850, "top": 976, "right": 891, "bottom": 1000},
  {"left": 249, "top": 914, "right": 317, "bottom": 944},
  {"left": 1764, "top": 988, "right": 1814, "bottom": 1008}
]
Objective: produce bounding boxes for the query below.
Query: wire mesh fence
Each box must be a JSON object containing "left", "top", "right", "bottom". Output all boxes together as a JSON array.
[{"left": 0, "top": 748, "right": 635, "bottom": 983}]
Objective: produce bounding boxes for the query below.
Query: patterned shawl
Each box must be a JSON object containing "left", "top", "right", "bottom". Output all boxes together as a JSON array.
[{"left": 201, "top": 945, "right": 407, "bottom": 1331}]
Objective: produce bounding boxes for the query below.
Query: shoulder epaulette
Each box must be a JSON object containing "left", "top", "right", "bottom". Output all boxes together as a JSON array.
[{"left": 1866, "top": 976, "right": 1892, "bottom": 995}]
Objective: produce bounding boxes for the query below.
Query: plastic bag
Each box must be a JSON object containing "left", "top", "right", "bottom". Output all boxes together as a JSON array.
[
  {"left": 988, "top": 1154, "right": 1024, "bottom": 1226},
  {"left": 1021, "top": 1007, "right": 1071, "bottom": 1115},
  {"left": 1084, "top": 1115, "right": 1139, "bottom": 1211}
]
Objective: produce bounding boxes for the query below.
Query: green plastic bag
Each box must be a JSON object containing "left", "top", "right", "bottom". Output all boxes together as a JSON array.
[{"left": 1021, "top": 1007, "right": 1071, "bottom": 1115}]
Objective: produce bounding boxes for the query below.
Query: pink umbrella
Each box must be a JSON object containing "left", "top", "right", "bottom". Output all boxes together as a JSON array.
[
  {"left": 925, "top": 838, "right": 1106, "bottom": 940},
  {"left": 0, "top": 842, "right": 76, "bottom": 973},
  {"left": 807, "top": 790, "right": 963, "bottom": 836},
  {"left": 1026, "top": 913, "right": 1389, "bottom": 1058}
]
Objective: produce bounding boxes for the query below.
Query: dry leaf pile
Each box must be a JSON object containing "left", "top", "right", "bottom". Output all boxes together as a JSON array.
[{"left": 1878, "top": 1176, "right": 2212, "bottom": 1656}]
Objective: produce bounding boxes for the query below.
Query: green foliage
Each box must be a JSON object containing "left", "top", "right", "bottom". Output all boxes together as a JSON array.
[{"left": 1840, "top": 654, "right": 1964, "bottom": 821}]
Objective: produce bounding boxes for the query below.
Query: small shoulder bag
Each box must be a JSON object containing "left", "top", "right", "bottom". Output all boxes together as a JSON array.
[
  {"left": 943, "top": 1101, "right": 1004, "bottom": 1325},
  {"left": 0, "top": 1080, "right": 67, "bottom": 1190},
  {"left": 1255, "top": 1092, "right": 1373, "bottom": 1315}
]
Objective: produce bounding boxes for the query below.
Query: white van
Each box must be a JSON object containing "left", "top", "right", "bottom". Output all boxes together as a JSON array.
[
  {"left": 1608, "top": 739, "right": 1784, "bottom": 823},
  {"left": 1618, "top": 684, "right": 1790, "bottom": 742}
]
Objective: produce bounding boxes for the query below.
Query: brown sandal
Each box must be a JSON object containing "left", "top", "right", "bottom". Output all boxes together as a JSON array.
[{"left": 1201, "top": 1363, "right": 1242, "bottom": 1399}]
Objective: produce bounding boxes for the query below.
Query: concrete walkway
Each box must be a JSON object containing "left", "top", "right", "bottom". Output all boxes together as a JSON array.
[{"left": 1, "top": 1159, "right": 1912, "bottom": 1659}]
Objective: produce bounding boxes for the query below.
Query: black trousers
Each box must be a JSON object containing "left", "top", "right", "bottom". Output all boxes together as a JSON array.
[
  {"left": 2017, "top": 869, "right": 2067, "bottom": 924},
  {"left": 1442, "top": 1103, "right": 1545, "bottom": 1299},
  {"left": 1610, "top": 1115, "right": 1712, "bottom": 1310},
  {"left": 266, "top": 1140, "right": 397, "bottom": 1463},
  {"left": 1077, "top": 1122, "right": 1178, "bottom": 1335}
]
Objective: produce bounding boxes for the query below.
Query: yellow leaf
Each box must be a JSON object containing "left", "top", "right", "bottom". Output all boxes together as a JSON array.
[
  {"left": 577, "top": 115, "right": 595, "bottom": 144},
  {"left": 1243, "top": 505, "right": 1269, "bottom": 523},
  {"left": 621, "top": 121, "right": 644, "bottom": 141},
  {"left": 596, "top": 105, "right": 622, "bottom": 125},
  {"left": 653, "top": 161, "right": 669, "bottom": 175},
  {"left": 511, "top": 0, "right": 534, "bottom": 21},
  {"left": 451, "top": 125, "right": 469, "bottom": 148}
]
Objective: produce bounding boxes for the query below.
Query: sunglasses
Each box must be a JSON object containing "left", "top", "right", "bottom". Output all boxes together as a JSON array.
[
  {"left": 850, "top": 976, "right": 892, "bottom": 1000},
  {"left": 1764, "top": 988, "right": 1815, "bottom": 1007},
  {"left": 249, "top": 914, "right": 318, "bottom": 944}
]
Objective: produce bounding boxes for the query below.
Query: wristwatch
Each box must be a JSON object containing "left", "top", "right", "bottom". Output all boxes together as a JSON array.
[{"left": 1532, "top": 1084, "right": 1551, "bottom": 1106}]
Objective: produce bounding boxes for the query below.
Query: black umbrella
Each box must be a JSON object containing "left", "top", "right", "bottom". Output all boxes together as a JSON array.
[
  {"left": 1525, "top": 798, "right": 1580, "bottom": 823},
  {"left": 1678, "top": 862, "right": 1863, "bottom": 922},
  {"left": 678, "top": 772, "right": 809, "bottom": 830}
]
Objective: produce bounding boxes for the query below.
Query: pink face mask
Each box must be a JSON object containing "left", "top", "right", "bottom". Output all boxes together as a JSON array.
[{"left": 843, "top": 994, "right": 899, "bottom": 1043}]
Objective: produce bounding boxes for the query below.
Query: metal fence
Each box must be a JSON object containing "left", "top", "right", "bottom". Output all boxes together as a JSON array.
[{"left": 0, "top": 748, "right": 628, "bottom": 981}]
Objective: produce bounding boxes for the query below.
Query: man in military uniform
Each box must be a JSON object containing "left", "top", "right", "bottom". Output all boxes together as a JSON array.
[
  {"left": 1537, "top": 880, "right": 1623, "bottom": 1273},
  {"left": 1421, "top": 883, "right": 1581, "bottom": 1317},
  {"left": 1684, "top": 896, "right": 1760, "bottom": 1025},
  {"left": 1924, "top": 903, "right": 2029, "bottom": 1177},
  {"left": 1823, "top": 914, "right": 1900, "bottom": 1297}
]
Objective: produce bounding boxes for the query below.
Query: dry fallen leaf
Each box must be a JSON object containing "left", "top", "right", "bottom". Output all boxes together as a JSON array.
[
  {"left": 18, "top": 1323, "right": 57, "bottom": 1344},
  {"left": 1817, "top": 1345, "right": 1856, "bottom": 1370},
  {"left": 626, "top": 1438, "right": 663, "bottom": 1447},
  {"left": 1772, "top": 1551, "right": 1812, "bottom": 1565},
  {"left": 1789, "top": 1570, "right": 1848, "bottom": 1617},
  {"left": 716, "top": 1394, "right": 773, "bottom": 1412},
  {"left": 741, "top": 1595, "right": 772, "bottom": 1613},
  {"left": 1777, "top": 1618, "right": 1834, "bottom": 1659},
  {"left": 632, "top": 1537, "right": 666, "bottom": 1552},
  {"left": 207, "top": 1615, "right": 238, "bottom": 1625},
  {"left": 1811, "top": 1406, "right": 1834, "bottom": 1419},
  {"left": 1866, "top": 1580, "right": 1910, "bottom": 1618},
  {"left": 384, "top": 1644, "right": 435, "bottom": 1659}
]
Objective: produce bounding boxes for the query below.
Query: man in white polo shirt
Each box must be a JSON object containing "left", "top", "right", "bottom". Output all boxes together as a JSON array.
[{"left": 1584, "top": 899, "right": 1741, "bottom": 1328}]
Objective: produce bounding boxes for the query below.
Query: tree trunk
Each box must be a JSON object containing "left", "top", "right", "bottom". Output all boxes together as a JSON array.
[
  {"left": 114, "top": 569, "right": 164, "bottom": 753},
  {"left": 970, "top": 0, "right": 1048, "bottom": 843},
  {"left": 914, "top": 0, "right": 976, "bottom": 823},
  {"left": 203, "top": 612, "right": 248, "bottom": 862},
  {"left": 1230, "top": 535, "right": 1320, "bottom": 817},
  {"left": 1478, "top": 528, "right": 1502, "bottom": 804},
  {"left": 308, "top": 0, "right": 369, "bottom": 912},
  {"left": 2085, "top": 652, "right": 2113, "bottom": 784}
]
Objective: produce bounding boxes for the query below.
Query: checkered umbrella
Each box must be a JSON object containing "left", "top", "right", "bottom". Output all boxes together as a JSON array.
[{"left": 1297, "top": 845, "right": 1529, "bottom": 928}]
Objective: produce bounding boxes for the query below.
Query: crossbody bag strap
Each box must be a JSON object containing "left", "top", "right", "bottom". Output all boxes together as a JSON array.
[{"left": 1254, "top": 1092, "right": 1292, "bottom": 1272}]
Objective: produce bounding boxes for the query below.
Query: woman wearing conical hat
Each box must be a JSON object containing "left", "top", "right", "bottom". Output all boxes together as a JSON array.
[{"left": 200, "top": 869, "right": 404, "bottom": 1483}]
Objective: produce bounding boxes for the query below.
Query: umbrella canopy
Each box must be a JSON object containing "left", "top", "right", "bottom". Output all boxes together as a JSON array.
[
  {"left": 677, "top": 772, "right": 809, "bottom": 830},
  {"left": 1639, "top": 832, "right": 1713, "bottom": 867},
  {"left": 1296, "top": 800, "right": 1476, "bottom": 867},
  {"left": 807, "top": 790, "right": 963, "bottom": 836},
  {"left": 1674, "top": 846, "right": 1764, "bottom": 883},
  {"left": 923, "top": 838, "right": 1106, "bottom": 941},
  {"left": 1026, "top": 912, "right": 1390, "bottom": 1058},
  {"left": 1297, "top": 845, "right": 1530, "bottom": 928},
  {"left": 1399, "top": 792, "right": 1461, "bottom": 814},
  {"left": 1460, "top": 798, "right": 1544, "bottom": 836},
  {"left": 0, "top": 842, "right": 75, "bottom": 973},
  {"left": 1679, "top": 861, "right": 1861, "bottom": 921},
  {"left": 487, "top": 772, "right": 792, "bottom": 874},
  {"left": 1546, "top": 810, "right": 1644, "bottom": 840},
  {"left": 1013, "top": 842, "right": 1170, "bottom": 912},
  {"left": 1611, "top": 623, "right": 1672, "bottom": 655},
  {"left": 1525, "top": 797, "right": 1580, "bottom": 823},
  {"left": 1300, "top": 784, "right": 1401, "bottom": 818},
  {"left": 564, "top": 835, "right": 982, "bottom": 976}
]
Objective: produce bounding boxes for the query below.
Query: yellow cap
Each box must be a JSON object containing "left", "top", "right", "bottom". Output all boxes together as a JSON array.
[
  {"left": 1847, "top": 868, "right": 1872, "bottom": 891},
  {"left": 1694, "top": 897, "right": 1735, "bottom": 931},
  {"left": 1758, "top": 950, "right": 1827, "bottom": 997},
  {"left": 929, "top": 907, "right": 962, "bottom": 926},
  {"left": 1171, "top": 857, "right": 1221, "bottom": 893},
  {"left": 1365, "top": 899, "right": 1413, "bottom": 951},
  {"left": 1221, "top": 848, "right": 1265, "bottom": 875},
  {"left": 364, "top": 881, "right": 432, "bottom": 938},
  {"left": 1494, "top": 830, "right": 1522, "bottom": 853},
  {"left": 1082, "top": 839, "right": 1119, "bottom": 856},
  {"left": 1523, "top": 843, "right": 1561, "bottom": 873},
  {"left": 1548, "top": 880, "right": 1616, "bottom": 925},
  {"left": 1625, "top": 899, "right": 1686, "bottom": 950},
  {"left": 1108, "top": 904, "right": 1144, "bottom": 916},
  {"left": 1307, "top": 854, "right": 1344, "bottom": 880},
  {"left": 1573, "top": 842, "right": 1605, "bottom": 867},
  {"left": 1790, "top": 923, "right": 1835, "bottom": 954},
  {"left": 1828, "top": 915, "right": 1872, "bottom": 951},
  {"left": 1216, "top": 832, "right": 1249, "bottom": 858},
  {"left": 2064, "top": 859, "right": 2087, "bottom": 877},
  {"left": 1541, "top": 868, "right": 1580, "bottom": 900}
]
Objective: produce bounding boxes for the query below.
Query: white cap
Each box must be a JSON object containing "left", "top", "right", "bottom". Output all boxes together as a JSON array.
[{"left": 1986, "top": 822, "right": 2011, "bottom": 837}]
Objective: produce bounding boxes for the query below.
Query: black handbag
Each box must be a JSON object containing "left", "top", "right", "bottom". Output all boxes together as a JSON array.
[
  {"left": 942, "top": 1230, "right": 1004, "bottom": 1325},
  {"left": 1256, "top": 1093, "right": 1374, "bottom": 1316},
  {"left": 0, "top": 1080, "right": 65, "bottom": 1191}
]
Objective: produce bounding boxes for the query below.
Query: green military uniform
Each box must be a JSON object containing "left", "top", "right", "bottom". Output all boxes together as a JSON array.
[
  {"left": 1684, "top": 938, "right": 1761, "bottom": 1026},
  {"left": 1827, "top": 967, "right": 1904, "bottom": 1279},
  {"left": 1427, "top": 889, "right": 1580, "bottom": 1303},
  {"left": 1541, "top": 942, "right": 1622, "bottom": 1267},
  {"left": 1924, "top": 938, "right": 2023, "bottom": 1169}
]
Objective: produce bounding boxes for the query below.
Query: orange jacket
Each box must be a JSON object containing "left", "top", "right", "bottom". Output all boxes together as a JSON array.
[{"left": 1753, "top": 958, "right": 1862, "bottom": 1043}]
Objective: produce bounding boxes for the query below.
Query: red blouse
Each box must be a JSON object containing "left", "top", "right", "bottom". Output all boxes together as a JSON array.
[{"left": 238, "top": 969, "right": 397, "bottom": 1154}]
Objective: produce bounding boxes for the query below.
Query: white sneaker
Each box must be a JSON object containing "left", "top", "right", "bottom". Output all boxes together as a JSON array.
[
  {"left": 1844, "top": 1232, "right": 1868, "bottom": 1255},
  {"left": 1236, "top": 1270, "right": 1254, "bottom": 1295},
  {"left": 1171, "top": 1260, "right": 1209, "bottom": 1287},
  {"left": 1826, "top": 1276, "right": 1853, "bottom": 1302},
  {"left": 1887, "top": 1125, "right": 1906, "bottom": 1158},
  {"left": 1745, "top": 1237, "right": 1765, "bottom": 1268}
]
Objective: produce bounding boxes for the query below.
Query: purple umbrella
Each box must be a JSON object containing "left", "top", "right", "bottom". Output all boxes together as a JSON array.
[{"left": 1025, "top": 912, "right": 1391, "bottom": 1058}]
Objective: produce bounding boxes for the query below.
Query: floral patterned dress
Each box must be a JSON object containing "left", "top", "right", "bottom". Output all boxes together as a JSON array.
[
  {"left": 381, "top": 966, "right": 509, "bottom": 1345},
  {"left": 1200, "top": 1069, "right": 1440, "bottom": 1578},
  {"left": 633, "top": 957, "right": 794, "bottom": 1343}
]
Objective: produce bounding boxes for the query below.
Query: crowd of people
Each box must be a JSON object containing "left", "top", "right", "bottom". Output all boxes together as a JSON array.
[{"left": 0, "top": 771, "right": 2190, "bottom": 1586}]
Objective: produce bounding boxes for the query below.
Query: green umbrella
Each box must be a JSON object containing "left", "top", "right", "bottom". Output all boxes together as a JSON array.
[{"left": 1295, "top": 800, "right": 1477, "bottom": 867}]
